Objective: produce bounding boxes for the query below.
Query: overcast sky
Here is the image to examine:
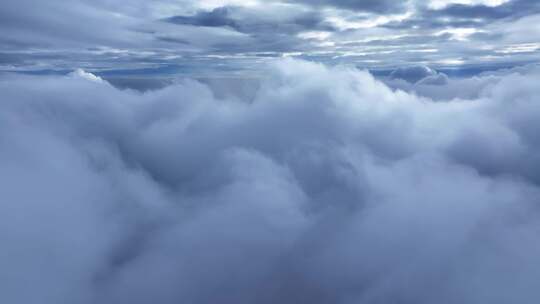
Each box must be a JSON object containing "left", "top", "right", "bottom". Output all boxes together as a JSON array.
[{"left": 1, "top": 0, "right": 539, "bottom": 75}]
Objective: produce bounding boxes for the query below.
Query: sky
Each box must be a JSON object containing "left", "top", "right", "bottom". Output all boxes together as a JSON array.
[
  {"left": 2, "top": 2, "right": 540, "bottom": 304},
  {"left": 1, "top": 0, "right": 540, "bottom": 75}
]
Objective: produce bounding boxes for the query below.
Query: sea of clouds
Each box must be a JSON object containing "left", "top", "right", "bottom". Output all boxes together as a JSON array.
[{"left": 1, "top": 59, "right": 540, "bottom": 303}]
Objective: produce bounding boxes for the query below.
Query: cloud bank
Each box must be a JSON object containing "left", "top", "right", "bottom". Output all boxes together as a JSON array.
[{"left": 1, "top": 59, "right": 540, "bottom": 303}]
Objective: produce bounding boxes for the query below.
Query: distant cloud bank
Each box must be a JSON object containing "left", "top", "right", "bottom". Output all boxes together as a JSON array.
[{"left": 1, "top": 0, "right": 539, "bottom": 72}]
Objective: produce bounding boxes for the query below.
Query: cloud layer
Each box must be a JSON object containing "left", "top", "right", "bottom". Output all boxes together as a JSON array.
[
  {"left": 1, "top": 59, "right": 540, "bottom": 303},
  {"left": 1, "top": 0, "right": 539, "bottom": 74}
]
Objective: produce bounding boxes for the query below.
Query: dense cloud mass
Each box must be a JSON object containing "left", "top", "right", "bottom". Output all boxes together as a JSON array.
[{"left": 1, "top": 59, "right": 540, "bottom": 303}]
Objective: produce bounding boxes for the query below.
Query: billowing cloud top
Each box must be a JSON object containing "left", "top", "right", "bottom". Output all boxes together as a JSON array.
[
  {"left": 2, "top": 58, "right": 540, "bottom": 303},
  {"left": 1, "top": 0, "right": 539, "bottom": 75}
]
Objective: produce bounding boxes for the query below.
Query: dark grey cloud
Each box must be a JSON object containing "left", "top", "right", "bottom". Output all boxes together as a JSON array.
[
  {"left": 385, "top": 0, "right": 540, "bottom": 30},
  {"left": 2, "top": 59, "right": 540, "bottom": 303},
  {"left": 164, "top": 6, "right": 335, "bottom": 35},
  {"left": 159, "top": 6, "right": 340, "bottom": 56},
  {"left": 430, "top": 0, "right": 540, "bottom": 20},
  {"left": 166, "top": 7, "right": 236, "bottom": 28},
  {"left": 289, "top": 0, "right": 409, "bottom": 13}
]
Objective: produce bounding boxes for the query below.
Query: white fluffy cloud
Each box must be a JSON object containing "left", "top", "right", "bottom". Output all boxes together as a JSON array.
[{"left": 1, "top": 59, "right": 540, "bottom": 303}]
